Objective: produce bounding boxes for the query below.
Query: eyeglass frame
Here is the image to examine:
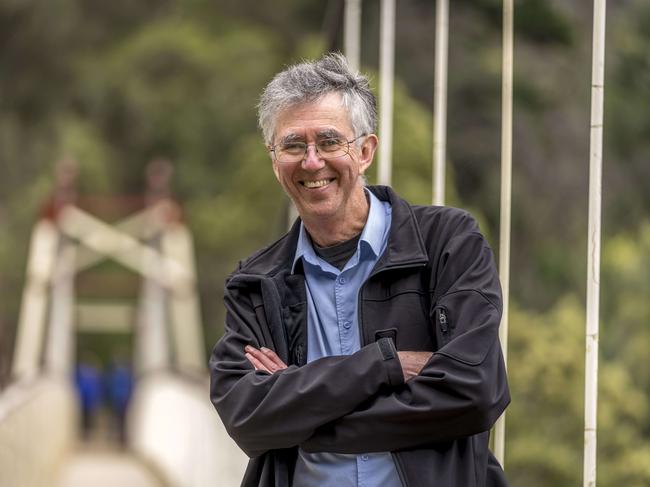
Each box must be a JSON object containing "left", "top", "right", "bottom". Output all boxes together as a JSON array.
[{"left": 267, "top": 133, "right": 368, "bottom": 163}]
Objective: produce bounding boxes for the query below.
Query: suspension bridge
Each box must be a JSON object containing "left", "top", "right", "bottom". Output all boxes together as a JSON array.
[{"left": 0, "top": 159, "right": 248, "bottom": 486}]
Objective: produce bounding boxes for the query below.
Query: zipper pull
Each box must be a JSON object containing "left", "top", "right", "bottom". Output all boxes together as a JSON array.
[{"left": 439, "top": 309, "right": 448, "bottom": 333}]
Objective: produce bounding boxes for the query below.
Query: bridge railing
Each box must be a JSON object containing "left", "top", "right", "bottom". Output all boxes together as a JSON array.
[
  {"left": 128, "top": 371, "right": 248, "bottom": 487},
  {"left": 0, "top": 375, "right": 77, "bottom": 487}
]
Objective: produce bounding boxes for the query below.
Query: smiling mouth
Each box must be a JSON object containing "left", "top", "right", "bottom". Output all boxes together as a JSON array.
[{"left": 301, "top": 178, "right": 335, "bottom": 189}]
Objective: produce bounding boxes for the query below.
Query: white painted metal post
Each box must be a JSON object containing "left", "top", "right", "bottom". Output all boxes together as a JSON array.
[
  {"left": 44, "top": 241, "right": 77, "bottom": 375},
  {"left": 344, "top": 0, "right": 362, "bottom": 72},
  {"left": 378, "top": 0, "right": 395, "bottom": 186},
  {"left": 584, "top": 1, "right": 607, "bottom": 485},
  {"left": 162, "top": 224, "right": 206, "bottom": 375},
  {"left": 11, "top": 221, "right": 59, "bottom": 380},
  {"left": 432, "top": 0, "right": 449, "bottom": 206},
  {"left": 135, "top": 236, "right": 171, "bottom": 375},
  {"left": 494, "top": 0, "right": 514, "bottom": 467}
]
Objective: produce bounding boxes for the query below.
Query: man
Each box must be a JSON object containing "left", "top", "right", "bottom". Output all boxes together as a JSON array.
[{"left": 210, "top": 53, "right": 509, "bottom": 487}]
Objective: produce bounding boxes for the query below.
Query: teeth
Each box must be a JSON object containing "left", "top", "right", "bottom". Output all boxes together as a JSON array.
[{"left": 303, "top": 179, "right": 331, "bottom": 188}]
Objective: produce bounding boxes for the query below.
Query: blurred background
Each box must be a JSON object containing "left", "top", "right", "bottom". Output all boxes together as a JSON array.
[{"left": 0, "top": 0, "right": 648, "bottom": 485}]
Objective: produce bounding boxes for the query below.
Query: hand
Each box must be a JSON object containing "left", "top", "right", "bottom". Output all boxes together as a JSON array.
[
  {"left": 397, "top": 351, "right": 433, "bottom": 381},
  {"left": 245, "top": 345, "right": 288, "bottom": 374}
]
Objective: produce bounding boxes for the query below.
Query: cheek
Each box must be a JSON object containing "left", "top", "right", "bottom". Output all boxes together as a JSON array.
[{"left": 273, "top": 165, "right": 294, "bottom": 188}]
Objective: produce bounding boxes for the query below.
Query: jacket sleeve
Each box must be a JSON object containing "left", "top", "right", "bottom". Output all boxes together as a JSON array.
[
  {"left": 209, "top": 277, "right": 404, "bottom": 458},
  {"left": 301, "top": 215, "right": 510, "bottom": 453}
]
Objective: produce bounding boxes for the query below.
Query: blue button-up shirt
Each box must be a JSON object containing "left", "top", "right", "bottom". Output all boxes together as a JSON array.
[{"left": 292, "top": 189, "right": 402, "bottom": 487}]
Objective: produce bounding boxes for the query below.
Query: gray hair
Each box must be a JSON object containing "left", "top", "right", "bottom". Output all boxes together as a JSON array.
[{"left": 258, "top": 52, "right": 377, "bottom": 145}]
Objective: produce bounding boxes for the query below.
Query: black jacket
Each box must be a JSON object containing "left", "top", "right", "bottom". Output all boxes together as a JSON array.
[{"left": 210, "top": 186, "right": 510, "bottom": 486}]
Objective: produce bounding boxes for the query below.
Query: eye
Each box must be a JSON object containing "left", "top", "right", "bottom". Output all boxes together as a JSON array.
[
  {"left": 320, "top": 138, "right": 341, "bottom": 146},
  {"left": 319, "top": 138, "right": 343, "bottom": 149},
  {"left": 281, "top": 142, "right": 306, "bottom": 154}
]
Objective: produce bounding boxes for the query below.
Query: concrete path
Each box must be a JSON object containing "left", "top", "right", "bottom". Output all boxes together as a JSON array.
[{"left": 57, "top": 448, "right": 165, "bottom": 487}]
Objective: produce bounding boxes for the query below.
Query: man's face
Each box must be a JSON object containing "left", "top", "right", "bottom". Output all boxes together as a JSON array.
[{"left": 270, "top": 93, "right": 377, "bottom": 223}]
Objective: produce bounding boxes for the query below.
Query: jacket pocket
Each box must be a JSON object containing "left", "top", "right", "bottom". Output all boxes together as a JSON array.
[
  {"left": 430, "top": 290, "right": 500, "bottom": 366},
  {"left": 374, "top": 328, "right": 398, "bottom": 344}
]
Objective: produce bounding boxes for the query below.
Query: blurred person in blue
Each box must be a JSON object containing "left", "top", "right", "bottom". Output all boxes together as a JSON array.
[
  {"left": 106, "top": 352, "right": 134, "bottom": 446},
  {"left": 210, "top": 53, "right": 509, "bottom": 487},
  {"left": 74, "top": 353, "right": 103, "bottom": 440}
]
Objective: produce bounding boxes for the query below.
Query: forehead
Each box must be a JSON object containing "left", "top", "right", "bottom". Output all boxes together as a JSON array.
[{"left": 274, "top": 92, "right": 353, "bottom": 140}]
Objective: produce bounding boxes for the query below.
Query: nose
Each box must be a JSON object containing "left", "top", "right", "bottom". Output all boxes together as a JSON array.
[{"left": 302, "top": 144, "right": 325, "bottom": 170}]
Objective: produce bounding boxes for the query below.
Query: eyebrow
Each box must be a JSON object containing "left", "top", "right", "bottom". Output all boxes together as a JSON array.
[
  {"left": 279, "top": 133, "right": 304, "bottom": 145},
  {"left": 279, "top": 129, "right": 345, "bottom": 146},
  {"left": 316, "top": 129, "right": 344, "bottom": 139}
]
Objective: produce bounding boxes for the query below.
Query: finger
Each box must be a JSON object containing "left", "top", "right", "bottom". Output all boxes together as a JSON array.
[
  {"left": 260, "top": 347, "right": 288, "bottom": 369},
  {"left": 245, "top": 346, "right": 269, "bottom": 363},
  {"left": 248, "top": 346, "right": 286, "bottom": 370},
  {"left": 247, "top": 347, "right": 281, "bottom": 372},
  {"left": 245, "top": 352, "right": 270, "bottom": 373}
]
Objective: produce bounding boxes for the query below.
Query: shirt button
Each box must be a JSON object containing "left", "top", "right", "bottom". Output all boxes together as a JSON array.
[
  {"left": 343, "top": 321, "right": 351, "bottom": 329},
  {"left": 361, "top": 455, "right": 369, "bottom": 461},
  {"left": 338, "top": 277, "right": 346, "bottom": 284}
]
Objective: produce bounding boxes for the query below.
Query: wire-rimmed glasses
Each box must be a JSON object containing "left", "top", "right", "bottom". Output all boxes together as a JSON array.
[{"left": 269, "top": 134, "right": 367, "bottom": 164}]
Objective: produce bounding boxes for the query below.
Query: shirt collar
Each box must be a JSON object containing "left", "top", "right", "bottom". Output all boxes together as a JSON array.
[
  {"left": 292, "top": 222, "right": 316, "bottom": 273},
  {"left": 291, "top": 188, "right": 388, "bottom": 274},
  {"left": 358, "top": 188, "right": 388, "bottom": 259}
]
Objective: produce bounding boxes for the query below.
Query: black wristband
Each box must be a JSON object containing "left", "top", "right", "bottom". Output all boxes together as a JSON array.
[{"left": 377, "top": 337, "right": 396, "bottom": 360}]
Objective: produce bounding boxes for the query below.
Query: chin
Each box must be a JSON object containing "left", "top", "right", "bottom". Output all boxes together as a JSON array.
[{"left": 297, "top": 201, "right": 339, "bottom": 220}]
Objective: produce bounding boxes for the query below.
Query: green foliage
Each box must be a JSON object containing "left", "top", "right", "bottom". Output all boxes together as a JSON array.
[
  {"left": 463, "top": 0, "right": 573, "bottom": 45},
  {"left": 370, "top": 76, "right": 435, "bottom": 205},
  {"left": 604, "top": 0, "right": 650, "bottom": 232},
  {"left": 507, "top": 224, "right": 650, "bottom": 486},
  {"left": 514, "top": 0, "right": 574, "bottom": 46},
  {"left": 601, "top": 223, "right": 650, "bottom": 393},
  {"left": 54, "top": 116, "right": 117, "bottom": 193},
  {"left": 77, "top": 19, "right": 282, "bottom": 194},
  {"left": 507, "top": 297, "right": 585, "bottom": 485}
]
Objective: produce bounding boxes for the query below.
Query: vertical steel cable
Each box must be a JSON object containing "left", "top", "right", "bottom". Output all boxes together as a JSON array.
[
  {"left": 584, "top": 1, "right": 607, "bottom": 485},
  {"left": 378, "top": 0, "right": 395, "bottom": 186},
  {"left": 493, "top": 0, "right": 513, "bottom": 467},
  {"left": 344, "top": 0, "right": 362, "bottom": 72},
  {"left": 432, "top": 0, "right": 449, "bottom": 206}
]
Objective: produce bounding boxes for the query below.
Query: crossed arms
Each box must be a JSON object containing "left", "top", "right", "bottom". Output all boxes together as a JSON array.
[
  {"left": 210, "top": 224, "right": 510, "bottom": 458},
  {"left": 245, "top": 346, "right": 432, "bottom": 383}
]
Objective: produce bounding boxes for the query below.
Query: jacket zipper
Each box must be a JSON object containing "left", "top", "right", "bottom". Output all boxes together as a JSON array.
[
  {"left": 359, "top": 262, "right": 425, "bottom": 487},
  {"left": 439, "top": 308, "right": 448, "bottom": 332},
  {"left": 434, "top": 305, "right": 451, "bottom": 345},
  {"left": 268, "top": 278, "right": 291, "bottom": 363},
  {"left": 439, "top": 307, "right": 449, "bottom": 344},
  {"left": 392, "top": 452, "right": 410, "bottom": 487}
]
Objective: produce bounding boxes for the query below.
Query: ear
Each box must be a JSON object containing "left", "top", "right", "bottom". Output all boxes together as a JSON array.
[{"left": 357, "top": 134, "right": 378, "bottom": 175}]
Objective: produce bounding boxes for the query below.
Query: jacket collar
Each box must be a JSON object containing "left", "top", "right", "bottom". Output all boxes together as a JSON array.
[
  {"left": 369, "top": 185, "right": 429, "bottom": 271},
  {"left": 237, "top": 185, "right": 429, "bottom": 277}
]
